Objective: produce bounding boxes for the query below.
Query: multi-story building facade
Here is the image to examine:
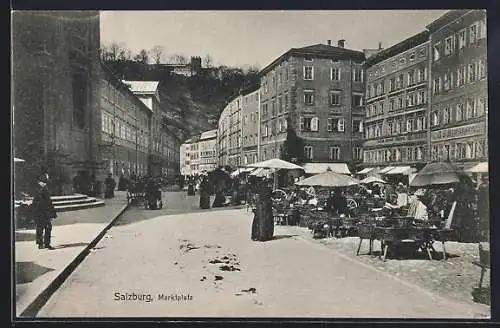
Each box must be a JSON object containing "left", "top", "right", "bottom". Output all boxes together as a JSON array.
[
  {"left": 258, "top": 41, "right": 366, "bottom": 166},
  {"left": 13, "top": 11, "right": 101, "bottom": 195},
  {"left": 228, "top": 96, "right": 243, "bottom": 167},
  {"left": 179, "top": 140, "right": 191, "bottom": 176},
  {"left": 240, "top": 85, "right": 261, "bottom": 165},
  {"left": 122, "top": 81, "right": 180, "bottom": 179},
  {"left": 217, "top": 95, "right": 242, "bottom": 167},
  {"left": 99, "top": 65, "right": 151, "bottom": 181},
  {"left": 188, "top": 135, "right": 201, "bottom": 173},
  {"left": 363, "top": 31, "right": 431, "bottom": 167},
  {"left": 426, "top": 10, "right": 488, "bottom": 167},
  {"left": 198, "top": 129, "right": 218, "bottom": 172},
  {"left": 180, "top": 130, "right": 217, "bottom": 176}
]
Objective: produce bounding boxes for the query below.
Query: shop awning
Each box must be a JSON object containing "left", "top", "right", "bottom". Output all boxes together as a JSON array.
[
  {"left": 466, "top": 162, "right": 488, "bottom": 173},
  {"left": 302, "top": 163, "right": 351, "bottom": 175},
  {"left": 385, "top": 166, "right": 416, "bottom": 175},
  {"left": 357, "top": 167, "right": 374, "bottom": 174},
  {"left": 379, "top": 166, "right": 395, "bottom": 174}
]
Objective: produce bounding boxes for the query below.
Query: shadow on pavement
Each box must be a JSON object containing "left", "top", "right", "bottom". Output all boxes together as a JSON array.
[
  {"left": 114, "top": 192, "right": 246, "bottom": 226},
  {"left": 54, "top": 242, "right": 89, "bottom": 249},
  {"left": 16, "top": 231, "right": 36, "bottom": 242},
  {"left": 271, "top": 234, "right": 300, "bottom": 241},
  {"left": 16, "top": 261, "right": 54, "bottom": 284},
  {"left": 364, "top": 249, "right": 460, "bottom": 261}
]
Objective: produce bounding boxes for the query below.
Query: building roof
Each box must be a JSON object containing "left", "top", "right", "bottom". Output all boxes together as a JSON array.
[
  {"left": 122, "top": 81, "right": 159, "bottom": 94},
  {"left": 426, "top": 10, "right": 470, "bottom": 32},
  {"left": 260, "top": 43, "right": 365, "bottom": 76},
  {"left": 200, "top": 129, "right": 217, "bottom": 140},
  {"left": 100, "top": 62, "right": 152, "bottom": 114},
  {"left": 365, "top": 30, "right": 430, "bottom": 67}
]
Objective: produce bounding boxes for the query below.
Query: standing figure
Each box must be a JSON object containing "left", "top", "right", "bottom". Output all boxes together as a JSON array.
[
  {"left": 104, "top": 173, "right": 116, "bottom": 198},
  {"left": 251, "top": 179, "right": 274, "bottom": 241},
  {"left": 30, "top": 175, "right": 57, "bottom": 249},
  {"left": 187, "top": 177, "right": 195, "bottom": 196},
  {"left": 199, "top": 176, "right": 210, "bottom": 209}
]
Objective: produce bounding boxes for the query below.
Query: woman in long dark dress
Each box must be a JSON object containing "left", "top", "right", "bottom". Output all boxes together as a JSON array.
[
  {"left": 199, "top": 176, "right": 210, "bottom": 209},
  {"left": 251, "top": 179, "right": 274, "bottom": 241}
]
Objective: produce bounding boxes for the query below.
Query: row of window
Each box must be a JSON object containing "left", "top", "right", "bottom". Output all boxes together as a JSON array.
[
  {"left": 430, "top": 140, "right": 486, "bottom": 161},
  {"left": 367, "top": 67, "right": 428, "bottom": 99},
  {"left": 262, "top": 118, "right": 288, "bottom": 137},
  {"left": 107, "top": 160, "right": 148, "bottom": 178},
  {"left": 365, "top": 116, "right": 426, "bottom": 139},
  {"left": 261, "top": 92, "right": 289, "bottom": 117},
  {"left": 242, "top": 111, "right": 259, "bottom": 125},
  {"left": 298, "top": 90, "right": 364, "bottom": 107},
  {"left": 243, "top": 134, "right": 259, "bottom": 146},
  {"left": 430, "top": 97, "right": 487, "bottom": 126},
  {"left": 433, "top": 59, "right": 487, "bottom": 94},
  {"left": 433, "top": 19, "right": 486, "bottom": 62},
  {"left": 299, "top": 117, "right": 364, "bottom": 133},
  {"left": 364, "top": 147, "right": 425, "bottom": 163},
  {"left": 366, "top": 90, "right": 428, "bottom": 118},
  {"left": 243, "top": 154, "right": 259, "bottom": 165},
  {"left": 262, "top": 64, "right": 290, "bottom": 94},
  {"left": 302, "top": 146, "right": 363, "bottom": 161},
  {"left": 101, "top": 81, "right": 149, "bottom": 128},
  {"left": 101, "top": 111, "right": 149, "bottom": 148},
  {"left": 368, "top": 47, "right": 427, "bottom": 80},
  {"left": 302, "top": 66, "right": 364, "bottom": 82}
]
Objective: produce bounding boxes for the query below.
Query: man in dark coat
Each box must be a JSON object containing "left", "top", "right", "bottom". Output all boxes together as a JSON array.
[
  {"left": 104, "top": 173, "right": 116, "bottom": 198},
  {"left": 30, "top": 175, "right": 57, "bottom": 249},
  {"left": 251, "top": 179, "right": 274, "bottom": 241}
]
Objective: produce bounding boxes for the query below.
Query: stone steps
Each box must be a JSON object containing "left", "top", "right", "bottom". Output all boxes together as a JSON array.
[
  {"left": 21, "top": 193, "right": 106, "bottom": 212},
  {"left": 54, "top": 200, "right": 105, "bottom": 212}
]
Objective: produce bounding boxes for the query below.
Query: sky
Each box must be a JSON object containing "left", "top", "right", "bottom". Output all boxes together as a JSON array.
[{"left": 100, "top": 10, "right": 449, "bottom": 69}]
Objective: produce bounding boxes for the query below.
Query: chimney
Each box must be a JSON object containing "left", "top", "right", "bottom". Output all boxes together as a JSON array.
[
  {"left": 338, "top": 39, "right": 345, "bottom": 48},
  {"left": 327, "top": 40, "right": 332, "bottom": 46},
  {"left": 378, "top": 42, "right": 382, "bottom": 50}
]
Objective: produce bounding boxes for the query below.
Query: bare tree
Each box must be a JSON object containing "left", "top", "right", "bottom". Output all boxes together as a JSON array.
[
  {"left": 134, "top": 49, "right": 149, "bottom": 64},
  {"left": 107, "top": 42, "right": 121, "bottom": 61},
  {"left": 169, "top": 54, "right": 188, "bottom": 65},
  {"left": 203, "top": 54, "right": 213, "bottom": 68},
  {"left": 117, "top": 42, "right": 132, "bottom": 61},
  {"left": 149, "top": 45, "right": 164, "bottom": 64}
]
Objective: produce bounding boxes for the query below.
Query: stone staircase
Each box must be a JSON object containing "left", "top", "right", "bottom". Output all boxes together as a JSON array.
[
  {"left": 18, "top": 194, "right": 106, "bottom": 212},
  {"left": 51, "top": 194, "right": 105, "bottom": 212}
]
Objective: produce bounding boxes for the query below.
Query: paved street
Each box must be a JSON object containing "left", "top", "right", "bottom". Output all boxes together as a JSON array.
[
  {"left": 15, "top": 192, "right": 128, "bottom": 316},
  {"left": 38, "top": 200, "right": 488, "bottom": 318}
]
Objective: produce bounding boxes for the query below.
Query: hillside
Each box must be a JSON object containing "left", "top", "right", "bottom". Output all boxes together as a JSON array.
[{"left": 103, "top": 60, "right": 259, "bottom": 142}]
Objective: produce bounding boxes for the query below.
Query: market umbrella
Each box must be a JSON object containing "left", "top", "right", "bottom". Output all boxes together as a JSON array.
[
  {"left": 361, "top": 176, "right": 387, "bottom": 184},
  {"left": 295, "top": 170, "right": 361, "bottom": 187},
  {"left": 466, "top": 162, "right": 488, "bottom": 174},
  {"left": 249, "top": 167, "right": 274, "bottom": 177},
  {"left": 230, "top": 167, "right": 253, "bottom": 178},
  {"left": 410, "top": 162, "right": 468, "bottom": 187},
  {"left": 247, "top": 158, "right": 303, "bottom": 170},
  {"left": 247, "top": 158, "right": 304, "bottom": 189}
]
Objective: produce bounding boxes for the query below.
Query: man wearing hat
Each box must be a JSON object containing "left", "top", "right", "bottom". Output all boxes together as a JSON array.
[{"left": 30, "top": 174, "right": 57, "bottom": 249}]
